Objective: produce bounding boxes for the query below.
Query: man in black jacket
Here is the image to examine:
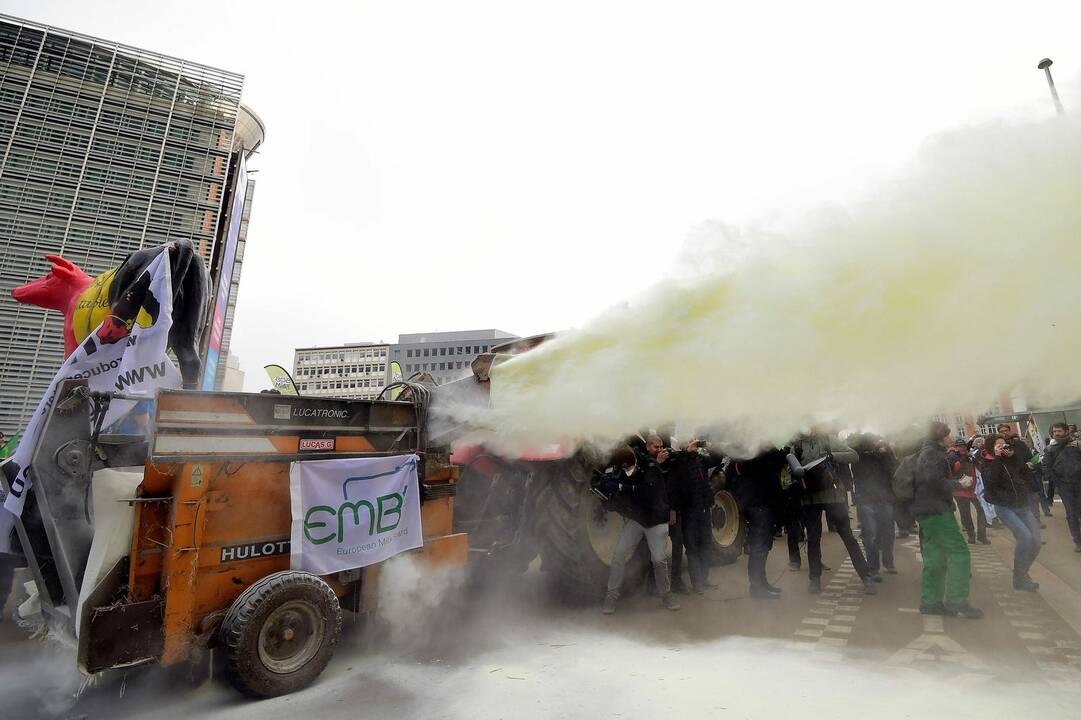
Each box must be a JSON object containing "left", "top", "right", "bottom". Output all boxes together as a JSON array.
[
  {"left": 639, "top": 435, "right": 687, "bottom": 592},
  {"left": 912, "top": 422, "right": 982, "bottom": 619},
  {"left": 728, "top": 447, "right": 787, "bottom": 598},
  {"left": 850, "top": 433, "right": 898, "bottom": 579},
  {"left": 792, "top": 430, "right": 876, "bottom": 596},
  {"left": 667, "top": 440, "right": 722, "bottom": 594},
  {"left": 1042, "top": 422, "right": 1081, "bottom": 552},
  {"left": 997, "top": 423, "right": 1050, "bottom": 520},
  {"left": 601, "top": 446, "right": 681, "bottom": 614}
]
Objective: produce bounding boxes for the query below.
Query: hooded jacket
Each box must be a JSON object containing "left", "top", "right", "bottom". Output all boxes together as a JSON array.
[
  {"left": 981, "top": 449, "right": 1034, "bottom": 509},
  {"left": 1042, "top": 437, "right": 1081, "bottom": 486},
  {"left": 849, "top": 435, "right": 897, "bottom": 505},
  {"left": 613, "top": 457, "right": 670, "bottom": 527},
  {"left": 668, "top": 448, "right": 723, "bottom": 512},
  {"left": 910, "top": 440, "right": 960, "bottom": 520},
  {"left": 727, "top": 448, "right": 787, "bottom": 511}
]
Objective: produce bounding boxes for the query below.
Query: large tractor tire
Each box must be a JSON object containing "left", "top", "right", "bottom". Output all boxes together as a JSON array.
[
  {"left": 708, "top": 488, "right": 745, "bottom": 566},
  {"left": 220, "top": 570, "right": 342, "bottom": 698},
  {"left": 533, "top": 461, "right": 651, "bottom": 602}
]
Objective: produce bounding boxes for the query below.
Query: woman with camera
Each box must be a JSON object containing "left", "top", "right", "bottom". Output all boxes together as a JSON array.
[{"left": 980, "top": 433, "right": 1042, "bottom": 592}]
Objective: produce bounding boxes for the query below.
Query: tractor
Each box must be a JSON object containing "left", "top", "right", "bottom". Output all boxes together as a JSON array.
[{"left": 437, "top": 334, "right": 745, "bottom": 600}]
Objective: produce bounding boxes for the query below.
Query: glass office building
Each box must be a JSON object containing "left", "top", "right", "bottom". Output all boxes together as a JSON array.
[
  {"left": 0, "top": 14, "right": 262, "bottom": 433},
  {"left": 293, "top": 344, "right": 391, "bottom": 401}
]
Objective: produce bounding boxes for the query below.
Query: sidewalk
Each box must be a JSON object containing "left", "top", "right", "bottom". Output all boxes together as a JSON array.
[{"left": 987, "top": 507, "right": 1081, "bottom": 636}]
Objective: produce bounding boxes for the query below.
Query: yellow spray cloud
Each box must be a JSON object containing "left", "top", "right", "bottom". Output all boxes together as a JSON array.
[{"left": 482, "top": 114, "right": 1081, "bottom": 452}]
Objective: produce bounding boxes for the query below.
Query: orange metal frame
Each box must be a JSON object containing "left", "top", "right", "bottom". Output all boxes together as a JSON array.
[{"left": 125, "top": 391, "right": 467, "bottom": 666}]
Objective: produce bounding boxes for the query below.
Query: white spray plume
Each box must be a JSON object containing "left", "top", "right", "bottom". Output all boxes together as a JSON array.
[
  {"left": 377, "top": 554, "right": 467, "bottom": 649},
  {"left": 474, "top": 114, "right": 1081, "bottom": 452}
]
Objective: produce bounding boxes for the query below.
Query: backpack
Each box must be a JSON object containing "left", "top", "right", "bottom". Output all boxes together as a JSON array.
[{"left": 892, "top": 453, "right": 918, "bottom": 502}]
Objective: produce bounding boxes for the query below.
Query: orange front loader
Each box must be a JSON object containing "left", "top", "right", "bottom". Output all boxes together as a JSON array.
[{"left": 7, "top": 380, "right": 467, "bottom": 696}]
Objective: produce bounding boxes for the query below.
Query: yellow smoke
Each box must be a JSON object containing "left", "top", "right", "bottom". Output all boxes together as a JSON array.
[{"left": 484, "top": 114, "right": 1081, "bottom": 452}]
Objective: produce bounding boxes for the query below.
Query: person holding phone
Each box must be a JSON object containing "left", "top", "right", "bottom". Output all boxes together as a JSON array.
[
  {"left": 982, "top": 433, "right": 1042, "bottom": 592},
  {"left": 601, "top": 446, "right": 681, "bottom": 614}
]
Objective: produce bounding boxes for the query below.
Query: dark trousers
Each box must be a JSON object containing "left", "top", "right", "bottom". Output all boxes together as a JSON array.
[
  {"left": 895, "top": 501, "right": 915, "bottom": 537},
  {"left": 1058, "top": 482, "right": 1081, "bottom": 546},
  {"left": 681, "top": 509, "right": 713, "bottom": 589},
  {"left": 786, "top": 519, "right": 802, "bottom": 564},
  {"left": 802, "top": 502, "right": 870, "bottom": 581},
  {"left": 1032, "top": 490, "right": 1052, "bottom": 517},
  {"left": 0, "top": 553, "right": 17, "bottom": 612},
  {"left": 955, "top": 496, "right": 987, "bottom": 541},
  {"left": 784, "top": 498, "right": 804, "bottom": 564},
  {"left": 669, "top": 516, "right": 686, "bottom": 586},
  {"left": 746, "top": 505, "right": 775, "bottom": 588},
  {"left": 857, "top": 502, "right": 895, "bottom": 573}
]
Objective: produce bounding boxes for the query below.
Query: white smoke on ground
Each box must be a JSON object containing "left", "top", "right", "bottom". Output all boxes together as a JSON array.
[
  {"left": 0, "top": 631, "right": 89, "bottom": 719},
  {"left": 376, "top": 554, "right": 468, "bottom": 650},
  {"left": 468, "top": 113, "right": 1081, "bottom": 453}
]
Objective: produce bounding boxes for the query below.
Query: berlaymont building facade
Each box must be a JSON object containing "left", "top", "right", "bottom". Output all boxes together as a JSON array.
[{"left": 0, "top": 14, "right": 263, "bottom": 434}]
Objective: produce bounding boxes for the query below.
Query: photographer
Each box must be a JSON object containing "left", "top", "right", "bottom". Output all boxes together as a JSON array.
[
  {"left": 996, "top": 423, "right": 1050, "bottom": 521},
  {"left": 981, "top": 433, "right": 1041, "bottom": 592},
  {"left": 850, "top": 433, "right": 899, "bottom": 579},
  {"left": 728, "top": 447, "right": 787, "bottom": 598},
  {"left": 948, "top": 437, "right": 988, "bottom": 545},
  {"left": 599, "top": 446, "right": 681, "bottom": 614},
  {"left": 793, "top": 429, "right": 877, "bottom": 596},
  {"left": 640, "top": 435, "right": 685, "bottom": 591},
  {"left": 668, "top": 439, "right": 722, "bottom": 594},
  {"left": 1042, "top": 422, "right": 1081, "bottom": 552}
]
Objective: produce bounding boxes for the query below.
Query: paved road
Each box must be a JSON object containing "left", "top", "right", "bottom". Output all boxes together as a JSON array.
[{"left": 3, "top": 508, "right": 1080, "bottom": 720}]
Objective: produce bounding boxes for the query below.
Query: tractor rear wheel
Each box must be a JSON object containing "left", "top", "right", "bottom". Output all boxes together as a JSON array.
[
  {"left": 533, "top": 461, "right": 651, "bottom": 602},
  {"left": 220, "top": 570, "right": 342, "bottom": 697},
  {"left": 708, "top": 487, "right": 745, "bottom": 566}
]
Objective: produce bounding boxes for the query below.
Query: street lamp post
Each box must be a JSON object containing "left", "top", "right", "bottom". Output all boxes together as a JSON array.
[{"left": 1037, "top": 58, "right": 1065, "bottom": 115}]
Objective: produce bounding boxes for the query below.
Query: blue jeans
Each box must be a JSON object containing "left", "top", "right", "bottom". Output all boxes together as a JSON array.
[
  {"left": 994, "top": 505, "right": 1042, "bottom": 577},
  {"left": 857, "top": 502, "right": 895, "bottom": 573}
]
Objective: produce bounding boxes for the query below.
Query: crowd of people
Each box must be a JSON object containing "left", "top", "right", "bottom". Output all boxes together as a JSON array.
[{"left": 594, "top": 419, "right": 1081, "bottom": 619}]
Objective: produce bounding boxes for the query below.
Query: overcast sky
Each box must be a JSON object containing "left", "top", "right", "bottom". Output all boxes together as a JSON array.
[{"left": 5, "top": 1, "right": 1079, "bottom": 390}]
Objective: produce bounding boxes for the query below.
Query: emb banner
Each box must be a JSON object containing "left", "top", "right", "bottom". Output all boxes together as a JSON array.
[{"left": 290, "top": 455, "right": 423, "bottom": 574}]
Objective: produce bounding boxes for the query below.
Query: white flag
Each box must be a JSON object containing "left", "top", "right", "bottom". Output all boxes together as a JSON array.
[
  {"left": 290, "top": 454, "right": 423, "bottom": 575},
  {"left": 2, "top": 250, "right": 180, "bottom": 526}
]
